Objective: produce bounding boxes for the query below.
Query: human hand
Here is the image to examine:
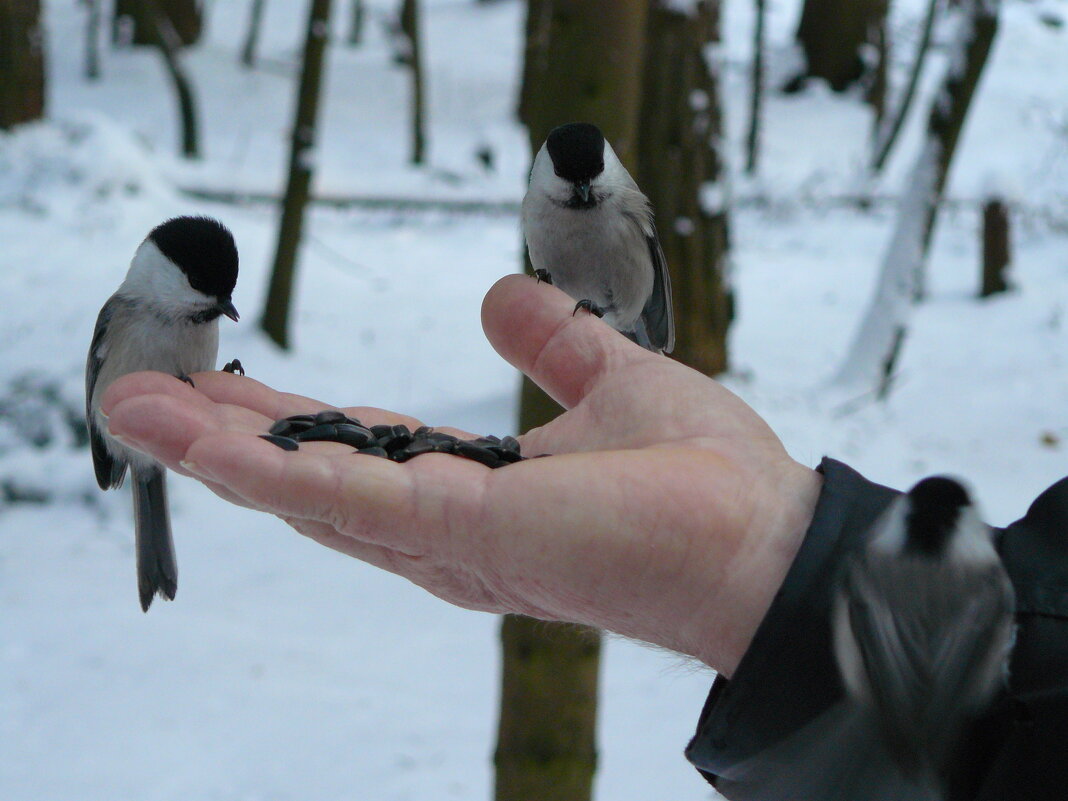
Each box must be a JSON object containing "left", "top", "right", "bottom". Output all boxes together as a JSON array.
[{"left": 102, "top": 274, "right": 821, "bottom": 674}]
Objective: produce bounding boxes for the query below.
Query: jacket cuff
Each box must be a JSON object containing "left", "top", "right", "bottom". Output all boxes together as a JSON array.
[{"left": 685, "top": 457, "right": 899, "bottom": 785}]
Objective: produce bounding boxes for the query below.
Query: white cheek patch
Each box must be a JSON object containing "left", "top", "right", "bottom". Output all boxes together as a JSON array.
[{"left": 121, "top": 240, "right": 216, "bottom": 312}]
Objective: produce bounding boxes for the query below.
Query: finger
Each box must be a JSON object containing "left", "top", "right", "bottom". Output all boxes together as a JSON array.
[
  {"left": 106, "top": 370, "right": 424, "bottom": 431},
  {"left": 481, "top": 274, "right": 652, "bottom": 409}
]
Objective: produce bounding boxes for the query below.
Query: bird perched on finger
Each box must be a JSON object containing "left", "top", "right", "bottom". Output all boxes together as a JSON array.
[
  {"left": 85, "top": 216, "right": 240, "bottom": 611},
  {"left": 521, "top": 122, "right": 675, "bottom": 354}
]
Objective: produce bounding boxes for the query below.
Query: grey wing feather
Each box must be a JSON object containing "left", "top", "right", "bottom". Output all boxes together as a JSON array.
[
  {"left": 640, "top": 229, "right": 675, "bottom": 353},
  {"left": 842, "top": 559, "right": 1013, "bottom": 773},
  {"left": 716, "top": 703, "right": 942, "bottom": 801},
  {"left": 86, "top": 299, "right": 127, "bottom": 490}
]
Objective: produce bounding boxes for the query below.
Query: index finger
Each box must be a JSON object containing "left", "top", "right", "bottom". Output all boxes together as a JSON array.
[{"left": 103, "top": 370, "right": 424, "bottom": 431}]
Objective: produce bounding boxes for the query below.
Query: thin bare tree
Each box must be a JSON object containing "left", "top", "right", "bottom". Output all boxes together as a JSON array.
[
  {"left": 129, "top": 0, "right": 200, "bottom": 158},
  {"left": 240, "top": 0, "right": 266, "bottom": 67},
  {"left": 261, "top": 0, "right": 333, "bottom": 349},
  {"left": 872, "top": 0, "right": 942, "bottom": 173},
  {"left": 347, "top": 0, "right": 364, "bottom": 45},
  {"left": 83, "top": 0, "right": 102, "bottom": 79},
  {"left": 745, "top": 0, "right": 766, "bottom": 174},
  {"left": 399, "top": 0, "right": 426, "bottom": 164},
  {"left": 833, "top": 0, "right": 1001, "bottom": 394}
]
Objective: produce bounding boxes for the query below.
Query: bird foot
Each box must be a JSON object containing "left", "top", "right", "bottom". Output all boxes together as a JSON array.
[
  {"left": 177, "top": 374, "right": 196, "bottom": 388},
  {"left": 533, "top": 269, "right": 553, "bottom": 286},
  {"left": 222, "top": 359, "right": 245, "bottom": 376},
  {"left": 573, "top": 299, "right": 605, "bottom": 319}
]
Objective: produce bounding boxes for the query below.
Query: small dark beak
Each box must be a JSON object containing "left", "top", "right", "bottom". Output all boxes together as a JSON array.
[
  {"left": 575, "top": 180, "right": 591, "bottom": 203},
  {"left": 218, "top": 299, "right": 240, "bottom": 322}
]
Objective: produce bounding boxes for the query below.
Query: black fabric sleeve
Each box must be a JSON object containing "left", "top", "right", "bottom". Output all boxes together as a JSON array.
[
  {"left": 683, "top": 458, "right": 899, "bottom": 784},
  {"left": 685, "top": 459, "right": 1068, "bottom": 801}
]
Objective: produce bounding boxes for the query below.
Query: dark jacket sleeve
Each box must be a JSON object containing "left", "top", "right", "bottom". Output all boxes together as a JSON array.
[{"left": 685, "top": 458, "right": 1068, "bottom": 801}]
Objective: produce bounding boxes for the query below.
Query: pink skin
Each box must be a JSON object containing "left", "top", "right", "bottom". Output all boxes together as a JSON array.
[{"left": 103, "top": 274, "right": 821, "bottom": 676}]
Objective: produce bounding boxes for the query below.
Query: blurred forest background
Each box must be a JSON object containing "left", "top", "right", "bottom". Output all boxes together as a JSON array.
[{"left": 1, "top": 1, "right": 1066, "bottom": 800}]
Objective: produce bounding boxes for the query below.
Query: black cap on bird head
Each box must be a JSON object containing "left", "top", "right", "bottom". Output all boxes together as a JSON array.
[
  {"left": 903, "top": 476, "right": 973, "bottom": 557},
  {"left": 148, "top": 216, "right": 239, "bottom": 303},
  {"left": 546, "top": 123, "right": 606, "bottom": 187}
]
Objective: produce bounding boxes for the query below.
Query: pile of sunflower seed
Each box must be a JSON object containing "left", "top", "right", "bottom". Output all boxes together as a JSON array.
[{"left": 259, "top": 410, "right": 530, "bottom": 469}]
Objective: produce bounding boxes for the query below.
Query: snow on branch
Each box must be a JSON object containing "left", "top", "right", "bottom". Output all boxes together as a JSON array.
[{"left": 830, "top": 0, "right": 1000, "bottom": 396}]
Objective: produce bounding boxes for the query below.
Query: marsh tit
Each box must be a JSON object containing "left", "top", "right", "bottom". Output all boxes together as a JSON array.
[
  {"left": 717, "top": 477, "right": 1015, "bottom": 801},
  {"left": 832, "top": 476, "right": 1016, "bottom": 795},
  {"left": 521, "top": 122, "right": 675, "bottom": 354},
  {"left": 86, "top": 216, "right": 239, "bottom": 611}
]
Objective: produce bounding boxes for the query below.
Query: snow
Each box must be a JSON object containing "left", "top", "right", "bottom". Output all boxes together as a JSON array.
[
  {"left": 2, "top": 1, "right": 1068, "bottom": 800},
  {"left": 832, "top": 137, "right": 941, "bottom": 391}
]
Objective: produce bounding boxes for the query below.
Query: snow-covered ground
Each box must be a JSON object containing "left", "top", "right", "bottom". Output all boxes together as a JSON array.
[{"left": 1, "top": 1, "right": 1066, "bottom": 799}]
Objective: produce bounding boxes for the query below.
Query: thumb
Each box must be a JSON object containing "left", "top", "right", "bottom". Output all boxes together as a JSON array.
[{"left": 480, "top": 274, "right": 651, "bottom": 410}]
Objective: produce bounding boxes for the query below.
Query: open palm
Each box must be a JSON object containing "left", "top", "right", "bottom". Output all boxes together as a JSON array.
[{"left": 104, "top": 275, "right": 820, "bottom": 674}]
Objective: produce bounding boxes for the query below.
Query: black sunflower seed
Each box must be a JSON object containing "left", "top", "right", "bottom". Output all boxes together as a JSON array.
[
  {"left": 269, "top": 419, "right": 295, "bottom": 436},
  {"left": 334, "top": 423, "right": 375, "bottom": 448},
  {"left": 314, "top": 410, "right": 349, "bottom": 425},
  {"left": 259, "top": 434, "right": 300, "bottom": 451},
  {"left": 357, "top": 446, "right": 389, "bottom": 458},
  {"left": 403, "top": 439, "right": 436, "bottom": 458},
  {"left": 296, "top": 424, "right": 339, "bottom": 442},
  {"left": 455, "top": 440, "right": 503, "bottom": 468}
]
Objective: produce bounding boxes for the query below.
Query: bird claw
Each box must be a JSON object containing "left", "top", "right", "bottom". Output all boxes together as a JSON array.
[
  {"left": 573, "top": 299, "right": 605, "bottom": 319},
  {"left": 177, "top": 374, "right": 196, "bottom": 388},
  {"left": 222, "top": 359, "right": 245, "bottom": 376},
  {"left": 533, "top": 269, "right": 553, "bottom": 286}
]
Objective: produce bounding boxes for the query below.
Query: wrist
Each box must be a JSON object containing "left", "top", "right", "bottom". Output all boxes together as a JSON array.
[{"left": 687, "top": 459, "right": 823, "bottom": 675}]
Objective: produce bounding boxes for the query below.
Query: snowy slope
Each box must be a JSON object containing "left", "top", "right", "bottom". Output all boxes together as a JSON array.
[{"left": 2, "top": 1, "right": 1067, "bottom": 800}]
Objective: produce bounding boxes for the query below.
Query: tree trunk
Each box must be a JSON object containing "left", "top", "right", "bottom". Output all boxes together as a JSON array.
[
  {"left": 914, "top": 0, "right": 999, "bottom": 299},
  {"left": 501, "top": 3, "right": 649, "bottom": 800},
  {"left": 399, "top": 0, "right": 425, "bottom": 165},
  {"left": 240, "top": 0, "right": 266, "bottom": 67},
  {"left": 517, "top": 0, "right": 648, "bottom": 166},
  {"left": 981, "top": 198, "right": 1010, "bottom": 297},
  {"left": 792, "top": 0, "right": 889, "bottom": 93},
  {"left": 872, "top": 0, "right": 941, "bottom": 173},
  {"left": 832, "top": 0, "right": 1000, "bottom": 393},
  {"left": 260, "top": 0, "right": 333, "bottom": 350},
  {"left": 639, "top": 0, "right": 732, "bottom": 377},
  {"left": 128, "top": 0, "right": 200, "bottom": 158},
  {"left": 0, "top": 0, "right": 46, "bottom": 129},
  {"left": 114, "top": 0, "right": 202, "bottom": 47},
  {"left": 84, "top": 0, "right": 102, "bottom": 80},
  {"left": 494, "top": 617, "right": 601, "bottom": 801},
  {"left": 745, "top": 0, "right": 765, "bottom": 175},
  {"left": 347, "top": 0, "right": 364, "bottom": 45}
]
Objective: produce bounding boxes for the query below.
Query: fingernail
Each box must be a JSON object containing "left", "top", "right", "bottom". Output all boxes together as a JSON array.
[{"left": 180, "top": 459, "right": 211, "bottom": 478}]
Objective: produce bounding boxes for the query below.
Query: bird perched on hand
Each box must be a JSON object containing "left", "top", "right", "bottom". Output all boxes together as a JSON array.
[
  {"left": 521, "top": 122, "right": 675, "bottom": 354},
  {"left": 86, "top": 216, "right": 240, "bottom": 611},
  {"left": 832, "top": 476, "right": 1016, "bottom": 798}
]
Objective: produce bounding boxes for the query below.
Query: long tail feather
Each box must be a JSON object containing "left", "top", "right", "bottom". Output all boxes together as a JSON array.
[{"left": 132, "top": 464, "right": 178, "bottom": 612}]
